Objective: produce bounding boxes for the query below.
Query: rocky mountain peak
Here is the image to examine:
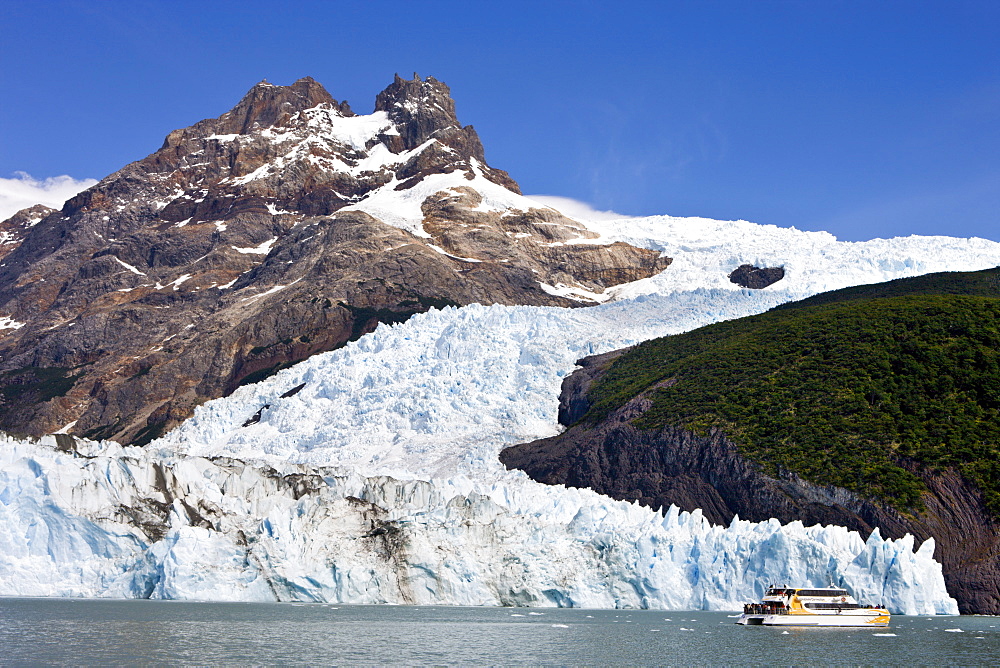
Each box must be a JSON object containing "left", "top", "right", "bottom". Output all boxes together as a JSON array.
[
  {"left": 214, "top": 76, "right": 347, "bottom": 138},
  {"left": 373, "top": 73, "right": 492, "bottom": 175},
  {"left": 375, "top": 73, "right": 459, "bottom": 143},
  {"left": 0, "top": 204, "right": 57, "bottom": 261},
  {"left": 0, "top": 73, "right": 671, "bottom": 445},
  {"left": 159, "top": 76, "right": 351, "bottom": 152}
]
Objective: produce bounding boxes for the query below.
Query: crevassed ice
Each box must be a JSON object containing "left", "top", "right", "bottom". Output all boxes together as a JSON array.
[
  {"left": 582, "top": 215, "right": 1000, "bottom": 298},
  {"left": 0, "top": 435, "right": 957, "bottom": 613}
]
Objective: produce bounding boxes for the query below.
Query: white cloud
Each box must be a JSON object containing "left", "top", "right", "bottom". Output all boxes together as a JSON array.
[
  {"left": 0, "top": 172, "right": 98, "bottom": 222},
  {"left": 527, "top": 195, "right": 635, "bottom": 223}
]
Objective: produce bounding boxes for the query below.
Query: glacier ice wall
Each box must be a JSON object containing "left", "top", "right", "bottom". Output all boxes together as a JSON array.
[{"left": 0, "top": 436, "right": 957, "bottom": 613}]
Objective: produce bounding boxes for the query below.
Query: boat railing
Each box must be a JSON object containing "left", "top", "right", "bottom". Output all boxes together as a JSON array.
[{"left": 743, "top": 602, "right": 883, "bottom": 615}]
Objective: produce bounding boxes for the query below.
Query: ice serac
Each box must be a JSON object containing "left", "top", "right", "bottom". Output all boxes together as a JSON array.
[
  {"left": 0, "top": 434, "right": 957, "bottom": 613},
  {"left": 0, "top": 75, "right": 668, "bottom": 444}
]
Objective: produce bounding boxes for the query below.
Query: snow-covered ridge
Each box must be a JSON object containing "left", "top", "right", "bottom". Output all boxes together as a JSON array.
[
  {"left": 219, "top": 105, "right": 404, "bottom": 189},
  {"left": 580, "top": 214, "right": 1000, "bottom": 299},
  {"left": 0, "top": 435, "right": 956, "bottom": 613},
  {"left": 192, "top": 100, "right": 543, "bottom": 241}
]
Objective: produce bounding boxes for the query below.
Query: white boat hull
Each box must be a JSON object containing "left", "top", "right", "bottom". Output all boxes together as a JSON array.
[{"left": 737, "top": 612, "right": 890, "bottom": 627}]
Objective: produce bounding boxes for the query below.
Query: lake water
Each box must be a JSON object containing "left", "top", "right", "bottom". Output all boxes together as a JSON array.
[{"left": 0, "top": 598, "right": 997, "bottom": 665}]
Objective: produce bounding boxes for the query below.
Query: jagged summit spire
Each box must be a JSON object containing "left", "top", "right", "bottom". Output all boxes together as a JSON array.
[
  {"left": 374, "top": 73, "right": 464, "bottom": 151},
  {"left": 369, "top": 73, "right": 518, "bottom": 191},
  {"left": 161, "top": 77, "right": 355, "bottom": 150},
  {"left": 211, "top": 77, "right": 354, "bottom": 136}
]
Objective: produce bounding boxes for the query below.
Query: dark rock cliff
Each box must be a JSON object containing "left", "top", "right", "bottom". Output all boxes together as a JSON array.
[
  {"left": 500, "top": 352, "right": 1000, "bottom": 615},
  {"left": 0, "top": 204, "right": 57, "bottom": 261},
  {"left": 728, "top": 264, "right": 785, "bottom": 289}
]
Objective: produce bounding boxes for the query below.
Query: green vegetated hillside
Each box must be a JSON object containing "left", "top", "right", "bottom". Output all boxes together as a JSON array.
[{"left": 585, "top": 267, "right": 1000, "bottom": 514}]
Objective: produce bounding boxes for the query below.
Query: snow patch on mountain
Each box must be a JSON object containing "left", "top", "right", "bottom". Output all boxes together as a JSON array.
[
  {"left": 342, "top": 165, "right": 545, "bottom": 239},
  {"left": 299, "top": 106, "right": 395, "bottom": 151}
]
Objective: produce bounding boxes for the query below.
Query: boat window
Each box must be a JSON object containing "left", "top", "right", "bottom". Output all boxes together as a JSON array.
[{"left": 797, "top": 589, "right": 849, "bottom": 597}]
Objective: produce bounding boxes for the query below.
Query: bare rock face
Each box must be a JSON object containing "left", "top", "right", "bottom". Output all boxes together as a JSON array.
[
  {"left": 0, "top": 204, "right": 56, "bottom": 261},
  {"left": 0, "top": 75, "right": 671, "bottom": 444},
  {"left": 728, "top": 264, "right": 785, "bottom": 289},
  {"left": 500, "top": 354, "right": 1000, "bottom": 615},
  {"left": 373, "top": 74, "right": 519, "bottom": 193},
  {"left": 420, "top": 188, "right": 670, "bottom": 301}
]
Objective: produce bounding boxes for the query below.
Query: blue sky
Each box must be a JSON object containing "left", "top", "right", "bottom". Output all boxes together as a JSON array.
[{"left": 1, "top": 0, "right": 997, "bottom": 241}]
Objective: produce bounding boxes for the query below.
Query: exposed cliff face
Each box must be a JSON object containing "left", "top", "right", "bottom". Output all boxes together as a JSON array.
[
  {"left": 373, "top": 74, "right": 518, "bottom": 193},
  {"left": 0, "top": 204, "right": 56, "bottom": 261},
  {"left": 0, "top": 75, "right": 670, "bottom": 444},
  {"left": 500, "top": 352, "right": 1000, "bottom": 615},
  {"left": 728, "top": 264, "right": 784, "bottom": 289}
]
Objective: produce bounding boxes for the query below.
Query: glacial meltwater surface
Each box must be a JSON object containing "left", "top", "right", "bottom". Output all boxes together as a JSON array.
[{"left": 0, "top": 599, "right": 997, "bottom": 665}]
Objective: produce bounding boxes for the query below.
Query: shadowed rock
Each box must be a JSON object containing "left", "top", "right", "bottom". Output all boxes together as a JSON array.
[{"left": 728, "top": 264, "right": 785, "bottom": 289}]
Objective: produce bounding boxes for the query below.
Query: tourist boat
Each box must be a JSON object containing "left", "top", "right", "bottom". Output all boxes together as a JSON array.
[{"left": 736, "top": 585, "right": 890, "bottom": 627}]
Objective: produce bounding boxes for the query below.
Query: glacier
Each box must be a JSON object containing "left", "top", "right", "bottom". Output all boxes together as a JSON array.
[
  {"left": 0, "top": 434, "right": 956, "bottom": 613},
  {"left": 4, "top": 209, "right": 999, "bottom": 613}
]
